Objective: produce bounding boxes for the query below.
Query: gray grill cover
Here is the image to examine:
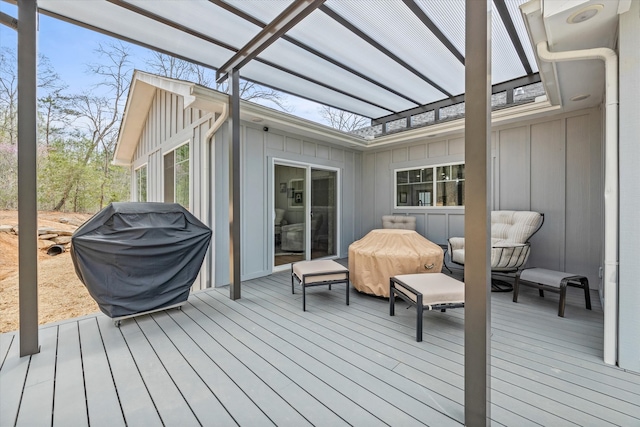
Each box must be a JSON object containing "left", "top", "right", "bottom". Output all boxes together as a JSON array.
[{"left": 71, "top": 202, "right": 212, "bottom": 318}]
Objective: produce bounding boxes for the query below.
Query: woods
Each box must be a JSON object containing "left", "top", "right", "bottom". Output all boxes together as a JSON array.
[
  {"left": 0, "top": 41, "right": 362, "bottom": 213},
  {"left": 0, "top": 43, "right": 130, "bottom": 212}
]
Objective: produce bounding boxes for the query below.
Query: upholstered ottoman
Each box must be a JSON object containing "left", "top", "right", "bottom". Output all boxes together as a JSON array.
[
  {"left": 390, "top": 273, "right": 465, "bottom": 341},
  {"left": 513, "top": 268, "right": 592, "bottom": 317},
  {"left": 291, "top": 260, "right": 349, "bottom": 311}
]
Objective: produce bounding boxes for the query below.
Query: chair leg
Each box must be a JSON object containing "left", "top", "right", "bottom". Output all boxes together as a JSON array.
[
  {"left": 291, "top": 268, "right": 295, "bottom": 294},
  {"left": 581, "top": 278, "right": 592, "bottom": 310},
  {"left": 558, "top": 280, "right": 568, "bottom": 317},
  {"left": 345, "top": 280, "right": 349, "bottom": 306},
  {"left": 416, "top": 295, "right": 423, "bottom": 342},
  {"left": 539, "top": 289, "right": 545, "bottom": 297},
  {"left": 513, "top": 273, "right": 521, "bottom": 302},
  {"left": 302, "top": 280, "right": 306, "bottom": 312},
  {"left": 390, "top": 281, "right": 396, "bottom": 317}
]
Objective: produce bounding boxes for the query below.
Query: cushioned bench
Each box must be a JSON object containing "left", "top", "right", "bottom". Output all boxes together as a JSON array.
[
  {"left": 513, "top": 268, "right": 592, "bottom": 317},
  {"left": 390, "top": 273, "right": 465, "bottom": 342},
  {"left": 291, "top": 260, "right": 349, "bottom": 311}
]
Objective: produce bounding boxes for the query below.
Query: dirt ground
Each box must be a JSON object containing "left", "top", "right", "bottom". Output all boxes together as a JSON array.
[{"left": 0, "top": 210, "right": 98, "bottom": 333}]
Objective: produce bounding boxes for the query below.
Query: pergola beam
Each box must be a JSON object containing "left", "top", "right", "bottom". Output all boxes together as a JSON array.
[{"left": 216, "top": 0, "right": 325, "bottom": 84}]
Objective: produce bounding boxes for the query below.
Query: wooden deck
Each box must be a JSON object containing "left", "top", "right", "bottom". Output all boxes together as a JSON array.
[{"left": 2, "top": 265, "right": 639, "bottom": 426}]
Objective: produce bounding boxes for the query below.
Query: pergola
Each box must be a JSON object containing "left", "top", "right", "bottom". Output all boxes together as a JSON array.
[{"left": 6, "top": 1, "right": 566, "bottom": 424}]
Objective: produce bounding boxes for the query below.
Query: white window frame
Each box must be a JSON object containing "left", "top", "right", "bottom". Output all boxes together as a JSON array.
[
  {"left": 394, "top": 161, "right": 465, "bottom": 209},
  {"left": 163, "top": 141, "right": 190, "bottom": 210},
  {"left": 134, "top": 164, "right": 148, "bottom": 202}
]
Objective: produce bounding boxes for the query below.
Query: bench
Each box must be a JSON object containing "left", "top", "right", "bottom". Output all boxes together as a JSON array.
[
  {"left": 390, "top": 273, "right": 465, "bottom": 342},
  {"left": 291, "top": 260, "right": 349, "bottom": 311},
  {"left": 513, "top": 268, "right": 592, "bottom": 317}
]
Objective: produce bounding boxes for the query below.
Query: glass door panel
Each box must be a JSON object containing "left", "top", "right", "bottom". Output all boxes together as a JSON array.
[
  {"left": 274, "top": 164, "right": 306, "bottom": 266},
  {"left": 311, "top": 168, "right": 337, "bottom": 259}
]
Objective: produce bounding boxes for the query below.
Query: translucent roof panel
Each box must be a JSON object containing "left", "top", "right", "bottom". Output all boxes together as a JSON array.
[
  {"left": 414, "top": 0, "right": 466, "bottom": 56},
  {"left": 259, "top": 39, "right": 418, "bottom": 113},
  {"left": 222, "top": 0, "right": 293, "bottom": 23},
  {"left": 491, "top": 3, "right": 528, "bottom": 83},
  {"left": 506, "top": 0, "right": 539, "bottom": 73},
  {"left": 35, "top": 0, "right": 540, "bottom": 121},
  {"left": 326, "top": 0, "right": 466, "bottom": 96},
  {"left": 285, "top": 11, "right": 448, "bottom": 105},
  {"left": 124, "top": 0, "right": 259, "bottom": 49},
  {"left": 241, "top": 60, "right": 391, "bottom": 118}
]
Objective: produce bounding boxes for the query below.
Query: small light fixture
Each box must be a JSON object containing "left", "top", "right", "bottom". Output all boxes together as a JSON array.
[
  {"left": 567, "top": 4, "right": 603, "bottom": 24},
  {"left": 570, "top": 94, "right": 591, "bottom": 102},
  {"left": 251, "top": 117, "right": 264, "bottom": 123}
]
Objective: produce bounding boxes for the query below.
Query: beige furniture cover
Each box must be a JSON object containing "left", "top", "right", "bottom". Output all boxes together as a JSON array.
[{"left": 348, "top": 229, "right": 443, "bottom": 297}]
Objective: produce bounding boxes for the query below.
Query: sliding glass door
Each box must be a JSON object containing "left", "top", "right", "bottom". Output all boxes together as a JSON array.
[
  {"left": 311, "top": 168, "right": 337, "bottom": 259},
  {"left": 273, "top": 162, "right": 338, "bottom": 268}
]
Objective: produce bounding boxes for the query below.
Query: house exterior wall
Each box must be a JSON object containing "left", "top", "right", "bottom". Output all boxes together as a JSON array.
[
  {"left": 360, "top": 108, "right": 603, "bottom": 289},
  {"left": 618, "top": 0, "right": 640, "bottom": 373},
  {"left": 130, "top": 88, "right": 215, "bottom": 291},
  {"left": 212, "top": 122, "right": 362, "bottom": 286}
]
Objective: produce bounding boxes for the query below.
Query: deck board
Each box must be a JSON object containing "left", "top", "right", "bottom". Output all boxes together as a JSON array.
[
  {"left": 161, "top": 306, "right": 277, "bottom": 426},
  {"left": 2, "top": 264, "right": 640, "bottom": 427},
  {"left": 203, "top": 288, "right": 461, "bottom": 426},
  {"left": 134, "top": 313, "right": 238, "bottom": 426},
  {"left": 15, "top": 326, "right": 57, "bottom": 426},
  {"left": 96, "top": 314, "right": 163, "bottom": 427},
  {"left": 0, "top": 332, "right": 30, "bottom": 427},
  {"left": 117, "top": 316, "right": 200, "bottom": 426},
  {"left": 53, "top": 322, "right": 88, "bottom": 427},
  {"left": 79, "top": 317, "right": 127, "bottom": 427}
]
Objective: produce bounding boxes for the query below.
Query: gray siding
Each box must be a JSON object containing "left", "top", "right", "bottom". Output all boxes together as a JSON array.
[
  {"left": 129, "top": 88, "right": 214, "bottom": 290},
  {"left": 214, "top": 124, "right": 362, "bottom": 285},
  {"left": 618, "top": 0, "right": 640, "bottom": 373},
  {"left": 359, "top": 108, "right": 603, "bottom": 289}
]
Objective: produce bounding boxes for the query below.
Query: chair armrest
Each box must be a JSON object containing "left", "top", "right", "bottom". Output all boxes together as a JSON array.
[
  {"left": 448, "top": 237, "right": 465, "bottom": 252},
  {"left": 491, "top": 242, "right": 528, "bottom": 249}
]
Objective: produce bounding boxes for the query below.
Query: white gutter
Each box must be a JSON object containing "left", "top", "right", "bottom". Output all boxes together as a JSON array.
[
  {"left": 206, "top": 102, "right": 228, "bottom": 140},
  {"left": 536, "top": 41, "right": 618, "bottom": 365}
]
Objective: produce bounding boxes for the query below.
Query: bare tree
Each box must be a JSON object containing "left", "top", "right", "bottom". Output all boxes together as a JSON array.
[
  {"left": 0, "top": 48, "right": 18, "bottom": 145},
  {"left": 319, "top": 106, "right": 369, "bottom": 132},
  {"left": 146, "top": 52, "right": 290, "bottom": 111},
  {"left": 52, "top": 41, "right": 132, "bottom": 211}
]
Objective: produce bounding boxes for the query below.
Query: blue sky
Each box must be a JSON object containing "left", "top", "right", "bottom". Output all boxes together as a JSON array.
[{"left": 0, "top": 2, "right": 326, "bottom": 123}]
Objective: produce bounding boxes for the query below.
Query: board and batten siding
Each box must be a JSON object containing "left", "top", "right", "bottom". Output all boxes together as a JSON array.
[
  {"left": 130, "top": 88, "right": 215, "bottom": 291},
  {"left": 213, "top": 123, "right": 361, "bottom": 286},
  {"left": 359, "top": 108, "right": 603, "bottom": 289}
]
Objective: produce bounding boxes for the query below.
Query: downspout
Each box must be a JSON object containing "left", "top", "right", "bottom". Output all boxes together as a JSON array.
[
  {"left": 536, "top": 41, "right": 618, "bottom": 365},
  {"left": 202, "top": 102, "right": 228, "bottom": 288}
]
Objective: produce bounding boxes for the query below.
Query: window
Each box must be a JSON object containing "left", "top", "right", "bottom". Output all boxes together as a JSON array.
[
  {"left": 135, "top": 165, "right": 147, "bottom": 202},
  {"left": 395, "top": 163, "right": 465, "bottom": 208},
  {"left": 164, "top": 143, "right": 189, "bottom": 208}
]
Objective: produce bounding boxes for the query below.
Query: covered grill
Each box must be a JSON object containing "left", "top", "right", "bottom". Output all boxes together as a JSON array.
[{"left": 71, "top": 202, "right": 212, "bottom": 318}]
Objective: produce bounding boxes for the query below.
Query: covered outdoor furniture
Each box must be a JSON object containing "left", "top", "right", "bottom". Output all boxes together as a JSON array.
[
  {"left": 71, "top": 202, "right": 212, "bottom": 320},
  {"left": 349, "top": 229, "right": 443, "bottom": 297},
  {"left": 513, "top": 268, "right": 592, "bottom": 317},
  {"left": 382, "top": 215, "right": 416, "bottom": 230},
  {"left": 448, "top": 210, "right": 544, "bottom": 291},
  {"left": 291, "top": 260, "right": 349, "bottom": 311},
  {"left": 390, "top": 273, "right": 465, "bottom": 342}
]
